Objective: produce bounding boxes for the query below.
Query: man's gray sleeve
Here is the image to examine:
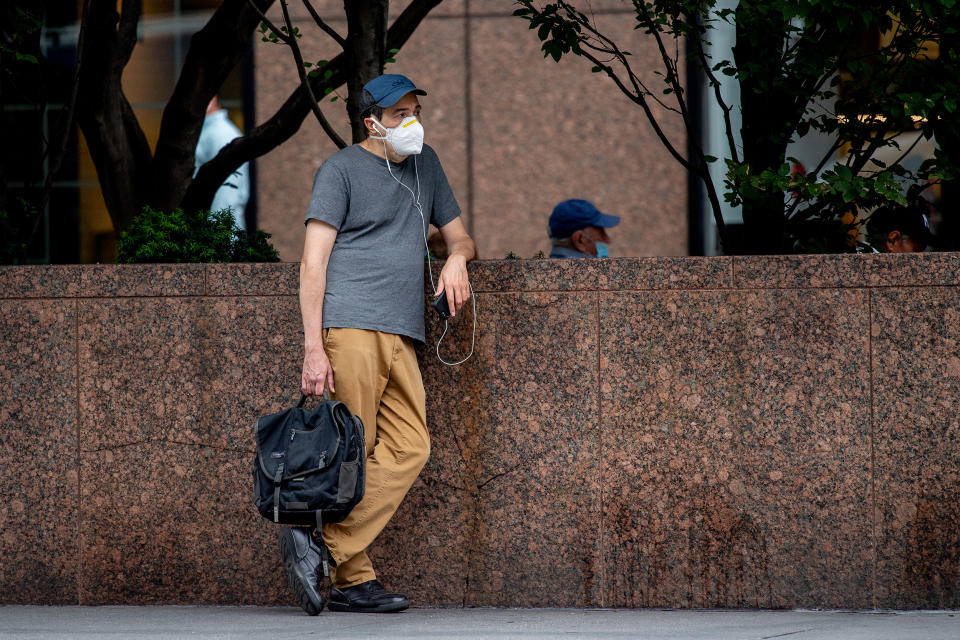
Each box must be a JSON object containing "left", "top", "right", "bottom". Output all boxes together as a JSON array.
[
  {"left": 305, "top": 160, "right": 350, "bottom": 228},
  {"left": 428, "top": 152, "right": 461, "bottom": 229}
]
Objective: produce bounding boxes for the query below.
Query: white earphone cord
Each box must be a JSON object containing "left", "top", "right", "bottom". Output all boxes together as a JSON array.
[{"left": 377, "top": 134, "right": 477, "bottom": 366}]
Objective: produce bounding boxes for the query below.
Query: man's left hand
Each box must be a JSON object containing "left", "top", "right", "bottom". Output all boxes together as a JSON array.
[{"left": 435, "top": 255, "right": 471, "bottom": 317}]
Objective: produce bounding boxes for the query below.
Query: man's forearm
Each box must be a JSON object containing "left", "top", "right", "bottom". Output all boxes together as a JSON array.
[
  {"left": 300, "top": 261, "right": 327, "bottom": 351},
  {"left": 446, "top": 237, "right": 476, "bottom": 262}
]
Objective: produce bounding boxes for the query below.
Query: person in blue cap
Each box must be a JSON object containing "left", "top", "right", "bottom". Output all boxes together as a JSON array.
[
  {"left": 548, "top": 199, "right": 620, "bottom": 258},
  {"left": 286, "top": 74, "right": 476, "bottom": 615}
]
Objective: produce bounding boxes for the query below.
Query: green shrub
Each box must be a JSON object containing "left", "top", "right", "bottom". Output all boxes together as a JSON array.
[{"left": 117, "top": 207, "right": 280, "bottom": 263}]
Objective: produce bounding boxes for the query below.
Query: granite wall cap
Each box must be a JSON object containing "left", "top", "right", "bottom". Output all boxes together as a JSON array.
[
  {"left": 0, "top": 265, "right": 81, "bottom": 299},
  {"left": 204, "top": 262, "right": 299, "bottom": 297},
  {"left": 733, "top": 252, "right": 960, "bottom": 289},
  {"left": 80, "top": 264, "right": 206, "bottom": 297}
]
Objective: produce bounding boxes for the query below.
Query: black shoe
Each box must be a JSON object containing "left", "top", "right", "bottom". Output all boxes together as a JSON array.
[
  {"left": 278, "top": 527, "right": 325, "bottom": 615},
  {"left": 328, "top": 580, "right": 409, "bottom": 613}
]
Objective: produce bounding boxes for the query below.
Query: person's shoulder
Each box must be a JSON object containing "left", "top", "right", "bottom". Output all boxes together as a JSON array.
[
  {"left": 419, "top": 144, "right": 446, "bottom": 170},
  {"left": 317, "top": 145, "right": 365, "bottom": 177}
]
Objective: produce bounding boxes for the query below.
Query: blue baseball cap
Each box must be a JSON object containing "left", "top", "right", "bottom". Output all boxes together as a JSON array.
[
  {"left": 549, "top": 199, "right": 620, "bottom": 238},
  {"left": 360, "top": 74, "right": 426, "bottom": 111}
]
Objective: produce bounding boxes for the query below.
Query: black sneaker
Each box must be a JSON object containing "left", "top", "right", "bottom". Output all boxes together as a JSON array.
[
  {"left": 328, "top": 580, "right": 409, "bottom": 613},
  {"left": 278, "top": 527, "right": 325, "bottom": 615}
]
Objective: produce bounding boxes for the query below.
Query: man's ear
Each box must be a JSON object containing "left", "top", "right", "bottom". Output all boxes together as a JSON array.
[
  {"left": 885, "top": 230, "right": 902, "bottom": 250},
  {"left": 571, "top": 229, "right": 589, "bottom": 252}
]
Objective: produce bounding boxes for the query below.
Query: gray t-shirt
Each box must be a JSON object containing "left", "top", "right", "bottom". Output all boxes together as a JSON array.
[{"left": 304, "top": 143, "right": 461, "bottom": 342}]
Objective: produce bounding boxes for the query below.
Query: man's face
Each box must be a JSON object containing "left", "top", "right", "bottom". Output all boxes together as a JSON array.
[
  {"left": 366, "top": 92, "right": 421, "bottom": 134},
  {"left": 572, "top": 225, "right": 611, "bottom": 256},
  {"left": 884, "top": 230, "right": 926, "bottom": 253}
]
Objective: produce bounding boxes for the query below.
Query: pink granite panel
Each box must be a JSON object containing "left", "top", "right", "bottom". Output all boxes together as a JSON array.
[
  {"left": 80, "top": 264, "right": 206, "bottom": 297},
  {"left": 0, "top": 300, "right": 78, "bottom": 604},
  {"left": 462, "top": 259, "right": 527, "bottom": 293},
  {"left": 523, "top": 257, "right": 734, "bottom": 291},
  {"left": 0, "top": 265, "right": 80, "bottom": 298},
  {"left": 420, "top": 291, "right": 603, "bottom": 607},
  {"left": 198, "top": 296, "right": 302, "bottom": 452},
  {"left": 438, "top": 258, "right": 733, "bottom": 295},
  {"left": 733, "top": 253, "right": 960, "bottom": 290},
  {"left": 366, "top": 475, "right": 469, "bottom": 607},
  {"left": 470, "top": 14, "right": 687, "bottom": 260},
  {"left": 78, "top": 298, "right": 206, "bottom": 450},
  {"left": 872, "top": 287, "right": 960, "bottom": 609},
  {"left": 600, "top": 289, "right": 873, "bottom": 609},
  {"left": 78, "top": 443, "right": 287, "bottom": 605},
  {"left": 863, "top": 252, "right": 960, "bottom": 287},
  {"left": 205, "top": 263, "right": 299, "bottom": 297}
]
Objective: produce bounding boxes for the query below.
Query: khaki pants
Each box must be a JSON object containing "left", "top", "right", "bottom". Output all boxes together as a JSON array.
[{"left": 320, "top": 328, "right": 430, "bottom": 588}]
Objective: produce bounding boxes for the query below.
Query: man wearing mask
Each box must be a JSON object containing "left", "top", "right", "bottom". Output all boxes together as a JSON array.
[
  {"left": 287, "top": 74, "right": 475, "bottom": 615},
  {"left": 548, "top": 199, "right": 620, "bottom": 258}
]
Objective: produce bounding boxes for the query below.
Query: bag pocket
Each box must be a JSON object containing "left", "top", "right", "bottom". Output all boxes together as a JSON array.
[{"left": 336, "top": 460, "right": 360, "bottom": 504}]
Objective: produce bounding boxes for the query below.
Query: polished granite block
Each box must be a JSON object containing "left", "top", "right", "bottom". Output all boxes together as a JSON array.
[
  {"left": 522, "top": 257, "right": 734, "bottom": 292},
  {"left": 872, "top": 287, "right": 960, "bottom": 609},
  {"left": 600, "top": 289, "right": 873, "bottom": 609},
  {"left": 0, "top": 300, "right": 78, "bottom": 604},
  {"left": 732, "top": 253, "right": 960, "bottom": 290},
  {"left": 78, "top": 442, "right": 287, "bottom": 605},
  {"left": 863, "top": 252, "right": 960, "bottom": 287},
  {"left": 0, "top": 265, "right": 81, "bottom": 299},
  {"left": 78, "top": 298, "right": 207, "bottom": 450},
  {"left": 421, "top": 291, "right": 603, "bottom": 606},
  {"left": 197, "top": 296, "right": 302, "bottom": 452},
  {"left": 204, "top": 263, "right": 299, "bottom": 297},
  {"left": 80, "top": 264, "right": 206, "bottom": 297},
  {"left": 367, "top": 474, "right": 469, "bottom": 607}
]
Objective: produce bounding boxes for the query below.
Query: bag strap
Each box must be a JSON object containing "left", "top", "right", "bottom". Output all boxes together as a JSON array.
[
  {"left": 272, "top": 462, "right": 285, "bottom": 523},
  {"left": 315, "top": 510, "right": 329, "bottom": 578},
  {"left": 297, "top": 391, "right": 331, "bottom": 408}
]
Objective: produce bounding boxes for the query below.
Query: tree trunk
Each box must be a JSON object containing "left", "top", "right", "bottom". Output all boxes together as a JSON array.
[
  {"left": 184, "top": 0, "right": 441, "bottom": 211},
  {"left": 344, "top": 0, "right": 388, "bottom": 143},
  {"left": 75, "top": 0, "right": 152, "bottom": 234},
  {"left": 149, "top": 0, "right": 275, "bottom": 214}
]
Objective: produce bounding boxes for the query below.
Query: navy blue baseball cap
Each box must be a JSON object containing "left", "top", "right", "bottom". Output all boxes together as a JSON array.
[
  {"left": 360, "top": 74, "right": 426, "bottom": 112},
  {"left": 549, "top": 199, "right": 620, "bottom": 238}
]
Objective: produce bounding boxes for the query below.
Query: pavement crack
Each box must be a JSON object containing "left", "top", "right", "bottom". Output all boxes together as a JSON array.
[{"left": 761, "top": 629, "right": 814, "bottom": 639}]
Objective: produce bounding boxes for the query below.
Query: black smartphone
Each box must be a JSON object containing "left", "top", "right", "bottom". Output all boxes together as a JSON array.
[{"left": 432, "top": 293, "right": 451, "bottom": 319}]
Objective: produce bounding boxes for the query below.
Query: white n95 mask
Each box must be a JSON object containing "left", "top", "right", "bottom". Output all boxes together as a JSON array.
[{"left": 370, "top": 116, "right": 424, "bottom": 156}]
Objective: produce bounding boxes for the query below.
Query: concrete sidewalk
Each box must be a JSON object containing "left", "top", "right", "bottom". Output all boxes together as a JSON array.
[{"left": 1, "top": 607, "right": 958, "bottom": 640}]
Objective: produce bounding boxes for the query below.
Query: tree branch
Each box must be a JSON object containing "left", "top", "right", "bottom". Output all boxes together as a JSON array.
[
  {"left": 278, "top": 0, "right": 346, "bottom": 147},
  {"left": 150, "top": 0, "right": 276, "bottom": 213},
  {"left": 302, "top": 0, "right": 347, "bottom": 48},
  {"left": 184, "top": 0, "right": 441, "bottom": 212},
  {"left": 247, "top": 0, "right": 293, "bottom": 45},
  {"left": 116, "top": 0, "right": 141, "bottom": 66}
]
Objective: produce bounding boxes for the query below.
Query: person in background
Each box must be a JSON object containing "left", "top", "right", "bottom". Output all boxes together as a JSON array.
[
  {"left": 194, "top": 95, "right": 249, "bottom": 230},
  {"left": 866, "top": 203, "right": 936, "bottom": 253},
  {"left": 548, "top": 199, "right": 620, "bottom": 258}
]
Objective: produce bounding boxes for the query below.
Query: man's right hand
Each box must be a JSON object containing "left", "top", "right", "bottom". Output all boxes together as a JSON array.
[{"left": 302, "top": 346, "right": 335, "bottom": 396}]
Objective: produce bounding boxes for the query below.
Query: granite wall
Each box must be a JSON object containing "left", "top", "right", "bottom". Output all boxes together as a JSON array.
[{"left": 1, "top": 255, "right": 959, "bottom": 609}]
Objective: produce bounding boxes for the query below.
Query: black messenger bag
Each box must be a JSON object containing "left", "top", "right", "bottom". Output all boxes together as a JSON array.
[{"left": 253, "top": 393, "right": 365, "bottom": 530}]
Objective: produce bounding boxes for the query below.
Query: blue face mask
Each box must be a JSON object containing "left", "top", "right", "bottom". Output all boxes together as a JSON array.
[{"left": 594, "top": 242, "right": 609, "bottom": 258}]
